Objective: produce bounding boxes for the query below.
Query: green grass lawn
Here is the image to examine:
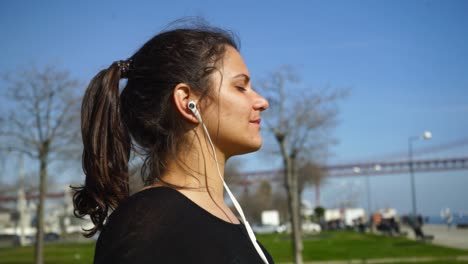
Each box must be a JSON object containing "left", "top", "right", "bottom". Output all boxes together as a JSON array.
[
  {"left": 257, "top": 231, "right": 468, "bottom": 263},
  {"left": 0, "top": 231, "right": 467, "bottom": 263},
  {"left": 0, "top": 242, "right": 94, "bottom": 264},
  {"left": 378, "top": 262, "right": 468, "bottom": 264},
  {"left": 387, "top": 262, "right": 468, "bottom": 264}
]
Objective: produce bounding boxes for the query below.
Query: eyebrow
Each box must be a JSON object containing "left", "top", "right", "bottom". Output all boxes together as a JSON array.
[{"left": 232, "top": 73, "right": 250, "bottom": 83}]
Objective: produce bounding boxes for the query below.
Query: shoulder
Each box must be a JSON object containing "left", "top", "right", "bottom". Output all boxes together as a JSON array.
[
  {"left": 126, "top": 186, "right": 184, "bottom": 205},
  {"left": 106, "top": 187, "right": 186, "bottom": 228},
  {"left": 94, "top": 187, "right": 189, "bottom": 263},
  {"left": 97, "top": 187, "right": 189, "bottom": 243},
  {"left": 119, "top": 186, "right": 184, "bottom": 209}
]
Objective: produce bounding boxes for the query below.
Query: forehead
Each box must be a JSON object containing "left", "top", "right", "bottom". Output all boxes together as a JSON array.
[{"left": 221, "top": 46, "right": 250, "bottom": 77}]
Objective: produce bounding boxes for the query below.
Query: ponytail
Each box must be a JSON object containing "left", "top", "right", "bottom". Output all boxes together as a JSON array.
[{"left": 72, "top": 61, "right": 131, "bottom": 237}]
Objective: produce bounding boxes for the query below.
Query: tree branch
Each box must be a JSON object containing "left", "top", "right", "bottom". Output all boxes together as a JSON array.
[{"left": 0, "top": 146, "right": 37, "bottom": 159}]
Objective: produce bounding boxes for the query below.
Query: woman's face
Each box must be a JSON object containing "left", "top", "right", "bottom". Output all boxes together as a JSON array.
[{"left": 202, "top": 46, "right": 269, "bottom": 158}]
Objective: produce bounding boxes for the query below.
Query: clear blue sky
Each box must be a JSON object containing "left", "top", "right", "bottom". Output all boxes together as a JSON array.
[{"left": 1, "top": 0, "right": 467, "bottom": 216}]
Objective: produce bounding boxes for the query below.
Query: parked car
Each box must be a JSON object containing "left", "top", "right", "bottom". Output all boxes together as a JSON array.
[
  {"left": 251, "top": 224, "right": 278, "bottom": 234},
  {"left": 44, "top": 232, "right": 60, "bottom": 241},
  {"left": 277, "top": 221, "right": 322, "bottom": 234},
  {"left": 302, "top": 221, "right": 321, "bottom": 233}
]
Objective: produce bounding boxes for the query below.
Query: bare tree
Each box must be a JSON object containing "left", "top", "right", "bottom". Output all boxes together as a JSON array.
[
  {"left": 224, "top": 158, "right": 243, "bottom": 185},
  {"left": 255, "top": 180, "right": 273, "bottom": 210},
  {"left": 257, "top": 65, "right": 347, "bottom": 264},
  {"left": 271, "top": 188, "right": 289, "bottom": 223},
  {"left": 237, "top": 180, "right": 273, "bottom": 223},
  {"left": 297, "top": 161, "right": 327, "bottom": 207},
  {"left": 4, "top": 167, "right": 57, "bottom": 194},
  {"left": 0, "top": 66, "right": 81, "bottom": 264}
]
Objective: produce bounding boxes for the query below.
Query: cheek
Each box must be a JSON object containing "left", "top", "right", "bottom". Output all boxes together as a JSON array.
[
  {"left": 222, "top": 108, "right": 249, "bottom": 129},
  {"left": 220, "top": 99, "right": 245, "bottom": 120}
]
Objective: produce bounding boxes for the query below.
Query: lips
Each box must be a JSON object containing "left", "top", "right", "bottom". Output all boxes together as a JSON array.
[{"left": 250, "top": 118, "right": 261, "bottom": 125}]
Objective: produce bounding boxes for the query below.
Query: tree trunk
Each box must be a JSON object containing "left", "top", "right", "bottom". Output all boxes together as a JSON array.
[
  {"left": 34, "top": 151, "right": 47, "bottom": 264},
  {"left": 279, "top": 139, "right": 303, "bottom": 264}
]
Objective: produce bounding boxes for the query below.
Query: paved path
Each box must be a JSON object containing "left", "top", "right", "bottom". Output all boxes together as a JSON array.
[{"left": 402, "top": 224, "right": 468, "bottom": 250}]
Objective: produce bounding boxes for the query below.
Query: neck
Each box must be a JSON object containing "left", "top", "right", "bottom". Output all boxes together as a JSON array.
[{"left": 159, "top": 129, "right": 227, "bottom": 202}]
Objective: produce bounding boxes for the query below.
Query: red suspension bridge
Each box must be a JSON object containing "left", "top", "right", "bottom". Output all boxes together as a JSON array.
[{"left": 1, "top": 138, "right": 467, "bottom": 202}]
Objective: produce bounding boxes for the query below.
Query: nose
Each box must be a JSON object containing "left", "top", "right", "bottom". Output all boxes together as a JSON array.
[{"left": 253, "top": 91, "right": 269, "bottom": 111}]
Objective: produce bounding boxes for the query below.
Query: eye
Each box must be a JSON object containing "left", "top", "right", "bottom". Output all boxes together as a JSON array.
[{"left": 235, "top": 85, "right": 247, "bottom": 92}]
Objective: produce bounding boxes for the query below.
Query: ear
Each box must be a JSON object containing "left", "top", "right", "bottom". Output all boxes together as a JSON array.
[{"left": 173, "top": 83, "right": 199, "bottom": 124}]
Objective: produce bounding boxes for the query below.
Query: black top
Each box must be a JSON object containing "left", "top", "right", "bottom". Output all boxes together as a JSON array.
[{"left": 94, "top": 187, "right": 274, "bottom": 264}]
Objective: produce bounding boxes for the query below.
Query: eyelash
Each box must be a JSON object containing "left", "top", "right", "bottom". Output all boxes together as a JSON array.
[{"left": 236, "top": 86, "right": 247, "bottom": 92}]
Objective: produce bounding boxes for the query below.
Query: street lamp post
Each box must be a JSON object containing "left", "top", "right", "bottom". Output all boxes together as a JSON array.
[
  {"left": 408, "top": 131, "right": 432, "bottom": 216},
  {"left": 366, "top": 175, "right": 372, "bottom": 216}
]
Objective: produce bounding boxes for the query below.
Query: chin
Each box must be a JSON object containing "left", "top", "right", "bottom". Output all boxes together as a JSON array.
[
  {"left": 249, "top": 137, "right": 263, "bottom": 150},
  {"left": 225, "top": 142, "right": 262, "bottom": 157},
  {"left": 239, "top": 140, "right": 263, "bottom": 155}
]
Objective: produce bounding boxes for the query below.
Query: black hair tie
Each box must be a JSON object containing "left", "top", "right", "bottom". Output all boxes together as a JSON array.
[{"left": 117, "top": 59, "right": 132, "bottom": 79}]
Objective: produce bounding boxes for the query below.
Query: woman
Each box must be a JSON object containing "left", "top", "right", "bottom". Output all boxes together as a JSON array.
[{"left": 73, "top": 23, "right": 273, "bottom": 264}]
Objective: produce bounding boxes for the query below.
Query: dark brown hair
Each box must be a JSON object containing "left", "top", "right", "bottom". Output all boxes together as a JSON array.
[{"left": 72, "top": 25, "right": 238, "bottom": 237}]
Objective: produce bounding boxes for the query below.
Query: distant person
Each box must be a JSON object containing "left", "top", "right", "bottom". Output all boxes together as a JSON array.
[
  {"left": 357, "top": 217, "right": 366, "bottom": 233},
  {"left": 408, "top": 214, "right": 433, "bottom": 241},
  {"left": 417, "top": 215, "right": 424, "bottom": 227},
  {"left": 442, "top": 208, "right": 454, "bottom": 230},
  {"left": 446, "top": 213, "right": 454, "bottom": 230},
  {"left": 389, "top": 217, "right": 402, "bottom": 235},
  {"left": 72, "top": 21, "right": 272, "bottom": 264},
  {"left": 408, "top": 215, "right": 424, "bottom": 239}
]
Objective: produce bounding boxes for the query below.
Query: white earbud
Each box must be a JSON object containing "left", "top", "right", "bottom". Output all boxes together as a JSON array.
[{"left": 188, "top": 100, "right": 202, "bottom": 122}]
